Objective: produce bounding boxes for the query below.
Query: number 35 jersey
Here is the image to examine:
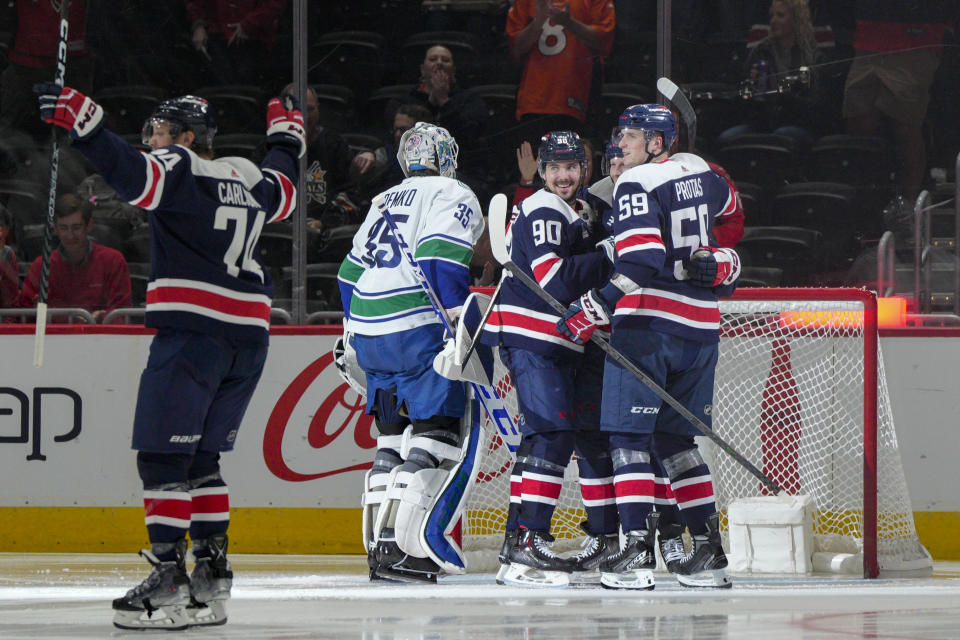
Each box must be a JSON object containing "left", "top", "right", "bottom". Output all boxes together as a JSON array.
[
  {"left": 338, "top": 176, "right": 483, "bottom": 336},
  {"left": 611, "top": 152, "right": 738, "bottom": 343},
  {"left": 73, "top": 128, "right": 298, "bottom": 341}
]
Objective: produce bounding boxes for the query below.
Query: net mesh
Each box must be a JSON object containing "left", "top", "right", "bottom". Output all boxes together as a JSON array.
[{"left": 464, "top": 293, "right": 930, "bottom": 573}]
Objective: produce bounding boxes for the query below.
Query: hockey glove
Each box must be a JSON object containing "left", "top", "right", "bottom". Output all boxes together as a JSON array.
[
  {"left": 34, "top": 83, "right": 104, "bottom": 140},
  {"left": 686, "top": 246, "right": 741, "bottom": 288},
  {"left": 557, "top": 288, "right": 613, "bottom": 345},
  {"left": 266, "top": 95, "right": 306, "bottom": 158}
]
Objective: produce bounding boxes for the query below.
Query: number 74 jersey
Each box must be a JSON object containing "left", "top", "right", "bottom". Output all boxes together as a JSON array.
[
  {"left": 337, "top": 176, "right": 484, "bottom": 336},
  {"left": 611, "top": 152, "right": 739, "bottom": 344},
  {"left": 71, "top": 127, "right": 298, "bottom": 341}
]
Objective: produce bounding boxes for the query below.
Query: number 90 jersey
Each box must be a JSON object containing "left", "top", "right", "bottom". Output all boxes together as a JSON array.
[
  {"left": 611, "top": 153, "right": 738, "bottom": 344},
  {"left": 73, "top": 128, "right": 298, "bottom": 341},
  {"left": 338, "top": 176, "right": 484, "bottom": 336}
]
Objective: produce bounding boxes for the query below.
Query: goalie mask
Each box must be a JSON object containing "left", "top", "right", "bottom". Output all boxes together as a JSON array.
[
  {"left": 397, "top": 122, "right": 459, "bottom": 178},
  {"left": 142, "top": 95, "right": 217, "bottom": 150}
]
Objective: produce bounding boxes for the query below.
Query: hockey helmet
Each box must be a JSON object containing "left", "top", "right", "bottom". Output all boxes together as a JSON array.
[
  {"left": 142, "top": 95, "right": 217, "bottom": 149},
  {"left": 396, "top": 122, "right": 459, "bottom": 178},
  {"left": 618, "top": 104, "right": 678, "bottom": 152},
  {"left": 601, "top": 127, "right": 624, "bottom": 176},
  {"left": 536, "top": 130, "right": 587, "bottom": 179}
]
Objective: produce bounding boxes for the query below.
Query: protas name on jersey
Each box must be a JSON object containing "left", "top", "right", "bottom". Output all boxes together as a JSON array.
[
  {"left": 74, "top": 128, "right": 298, "bottom": 340},
  {"left": 482, "top": 189, "right": 609, "bottom": 357},
  {"left": 611, "top": 153, "right": 737, "bottom": 343},
  {"left": 337, "top": 176, "right": 484, "bottom": 336}
]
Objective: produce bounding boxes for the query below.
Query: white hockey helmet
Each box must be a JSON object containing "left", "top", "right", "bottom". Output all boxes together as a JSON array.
[{"left": 396, "top": 122, "right": 459, "bottom": 178}]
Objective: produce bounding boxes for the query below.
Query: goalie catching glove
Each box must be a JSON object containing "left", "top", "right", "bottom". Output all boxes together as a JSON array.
[
  {"left": 34, "top": 84, "right": 104, "bottom": 140},
  {"left": 266, "top": 95, "right": 306, "bottom": 158},
  {"left": 557, "top": 288, "right": 614, "bottom": 345},
  {"left": 685, "top": 246, "right": 741, "bottom": 288}
]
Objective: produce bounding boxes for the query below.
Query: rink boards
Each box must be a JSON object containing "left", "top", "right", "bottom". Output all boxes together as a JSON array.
[{"left": 0, "top": 324, "right": 958, "bottom": 558}]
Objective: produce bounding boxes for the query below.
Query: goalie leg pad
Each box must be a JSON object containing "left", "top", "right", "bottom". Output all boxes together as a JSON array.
[
  {"left": 362, "top": 434, "right": 404, "bottom": 558},
  {"left": 392, "top": 400, "right": 484, "bottom": 574}
]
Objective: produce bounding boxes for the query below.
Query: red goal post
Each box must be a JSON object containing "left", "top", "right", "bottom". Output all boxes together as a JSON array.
[{"left": 464, "top": 287, "right": 931, "bottom": 578}]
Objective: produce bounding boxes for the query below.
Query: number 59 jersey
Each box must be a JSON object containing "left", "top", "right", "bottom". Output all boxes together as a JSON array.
[
  {"left": 72, "top": 128, "right": 298, "bottom": 341},
  {"left": 611, "top": 152, "right": 738, "bottom": 343},
  {"left": 338, "top": 176, "right": 484, "bottom": 336}
]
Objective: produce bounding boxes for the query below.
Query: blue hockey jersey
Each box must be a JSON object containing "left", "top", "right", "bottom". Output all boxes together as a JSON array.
[
  {"left": 609, "top": 152, "right": 738, "bottom": 343},
  {"left": 73, "top": 128, "right": 299, "bottom": 341},
  {"left": 482, "top": 189, "right": 609, "bottom": 357}
]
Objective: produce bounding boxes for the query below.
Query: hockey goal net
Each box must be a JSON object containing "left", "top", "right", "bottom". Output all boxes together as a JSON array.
[{"left": 464, "top": 287, "right": 931, "bottom": 577}]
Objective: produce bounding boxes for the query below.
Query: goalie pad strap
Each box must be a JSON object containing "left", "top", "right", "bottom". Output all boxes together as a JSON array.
[
  {"left": 406, "top": 435, "right": 463, "bottom": 463},
  {"left": 377, "top": 434, "right": 403, "bottom": 451}
]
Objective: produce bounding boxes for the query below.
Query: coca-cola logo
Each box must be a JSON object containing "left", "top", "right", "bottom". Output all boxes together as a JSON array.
[{"left": 263, "top": 352, "right": 376, "bottom": 481}]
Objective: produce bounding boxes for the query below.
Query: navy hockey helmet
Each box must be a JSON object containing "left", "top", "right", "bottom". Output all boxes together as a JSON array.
[
  {"left": 537, "top": 130, "right": 587, "bottom": 179},
  {"left": 618, "top": 104, "right": 678, "bottom": 152},
  {"left": 142, "top": 95, "right": 217, "bottom": 150}
]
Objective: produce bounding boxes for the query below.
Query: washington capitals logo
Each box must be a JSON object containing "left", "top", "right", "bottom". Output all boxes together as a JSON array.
[{"left": 306, "top": 160, "right": 328, "bottom": 205}]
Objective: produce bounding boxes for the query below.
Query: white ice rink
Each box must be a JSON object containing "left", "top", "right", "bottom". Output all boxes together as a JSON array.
[{"left": 2, "top": 554, "right": 960, "bottom": 639}]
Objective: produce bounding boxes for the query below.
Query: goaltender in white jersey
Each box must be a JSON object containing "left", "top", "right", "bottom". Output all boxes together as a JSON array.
[{"left": 336, "top": 122, "right": 485, "bottom": 582}]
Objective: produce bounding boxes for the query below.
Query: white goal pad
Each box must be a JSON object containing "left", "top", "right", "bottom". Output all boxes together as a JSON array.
[{"left": 461, "top": 288, "right": 933, "bottom": 578}]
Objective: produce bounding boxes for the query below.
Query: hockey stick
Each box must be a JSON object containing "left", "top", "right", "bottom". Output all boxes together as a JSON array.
[
  {"left": 657, "top": 77, "right": 696, "bottom": 152},
  {"left": 372, "top": 194, "right": 520, "bottom": 452},
  {"left": 487, "top": 197, "right": 783, "bottom": 495},
  {"left": 457, "top": 194, "right": 509, "bottom": 367},
  {"left": 33, "top": 0, "right": 71, "bottom": 368}
]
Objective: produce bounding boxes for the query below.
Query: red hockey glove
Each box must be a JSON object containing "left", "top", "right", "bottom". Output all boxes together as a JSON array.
[
  {"left": 34, "top": 83, "right": 103, "bottom": 140},
  {"left": 266, "top": 95, "right": 306, "bottom": 158},
  {"left": 557, "top": 288, "right": 613, "bottom": 345},
  {"left": 686, "top": 246, "right": 741, "bottom": 288}
]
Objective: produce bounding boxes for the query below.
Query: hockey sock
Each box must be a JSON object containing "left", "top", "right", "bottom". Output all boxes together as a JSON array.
[
  {"left": 655, "top": 433, "right": 716, "bottom": 535},
  {"left": 506, "top": 438, "right": 532, "bottom": 531},
  {"left": 187, "top": 451, "right": 229, "bottom": 559},
  {"left": 608, "top": 432, "right": 655, "bottom": 532},
  {"left": 574, "top": 431, "right": 617, "bottom": 535},
  {"left": 138, "top": 452, "right": 192, "bottom": 561},
  {"left": 652, "top": 454, "right": 683, "bottom": 530},
  {"left": 517, "top": 431, "right": 574, "bottom": 532}
]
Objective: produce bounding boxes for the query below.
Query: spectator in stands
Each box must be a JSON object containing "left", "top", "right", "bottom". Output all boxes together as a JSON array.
[
  {"left": 0, "top": 0, "right": 93, "bottom": 139},
  {"left": 842, "top": 0, "right": 955, "bottom": 200},
  {"left": 506, "top": 0, "right": 615, "bottom": 146},
  {"left": 18, "top": 194, "right": 131, "bottom": 323},
  {"left": 186, "top": 0, "right": 287, "bottom": 89},
  {"left": 0, "top": 205, "right": 18, "bottom": 311},
  {"left": 282, "top": 84, "right": 365, "bottom": 232},
  {"left": 717, "top": 0, "right": 829, "bottom": 150},
  {"left": 383, "top": 45, "right": 488, "bottom": 147},
  {"left": 353, "top": 103, "right": 433, "bottom": 198}
]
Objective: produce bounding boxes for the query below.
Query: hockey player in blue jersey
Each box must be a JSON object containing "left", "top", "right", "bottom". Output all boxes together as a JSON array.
[
  {"left": 336, "top": 122, "right": 485, "bottom": 583},
  {"left": 481, "top": 131, "right": 617, "bottom": 587},
  {"left": 34, "top": 84, "right": 303, "bottom": 627},
  {"left": 558, "top": 105, "right": 741, "bottom": 590}
]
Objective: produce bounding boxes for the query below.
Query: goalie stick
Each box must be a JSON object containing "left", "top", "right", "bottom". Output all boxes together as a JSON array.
[
  {"left": 487, "top": 193, "right": 783, "bottom": 495},
  {"left": 371, "top": 194, "right": 520, "bottom": 452},
  {"left": 657, "top": 77, "right": 696, "bottom": 152},
  {"left": 34, "top": 0, "right": 71, "bottom": 367}
]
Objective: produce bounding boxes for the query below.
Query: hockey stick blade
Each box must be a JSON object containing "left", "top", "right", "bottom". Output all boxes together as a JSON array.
[
  {"left": 487, "top": 194, "right": 781, "bottom": 494},
  {"left": 657, "top": 77, "right": 696, "bottom": 152},
  {"left": 372, "top": 194, "right": 520, "bottom": 451}
]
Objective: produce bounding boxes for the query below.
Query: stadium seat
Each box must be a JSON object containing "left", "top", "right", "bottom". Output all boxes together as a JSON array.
[
  {"left": 93, "top": 85, "right": 165, "bottom": 136},
  {"left": 16, "top": 223, "right": 45, "bottom": 263},
  {"left": 734, "top": 181, "right": 767, "bottom": 225},
  {"left": 215, "top": 133, "right": 264, "bottom": 162},
  {"left": 806, "top": 135, "right": 894, "bottom": 188},
  {"left": 257, "top": 223, "right": 293, "bottom": 271},
  {"left": 90, "top": 224, "right": 127, "bottom": 253},
  {"left": 681, "top": 83, "right": 745, "bottom": 151},
  {"left": 310, "top": 31, "right": 388, "bottom": 100},
  {"left": 737, "top": 266, "right": 783, "bottom": 287},
  {"left": 364, "top": 84, "right": 417, "bottom": 131},
  {"left": 340, "top": 132, "right": 383, "bottom": 155},
  {"left": 309, "top": 224, "right": 359, "bottom": 263},
  {"left": 737, "top": 225, "right": 823, "bottom": 286},
  {"left": 715, "top": 133, "right": 804, "bottom": 190},
  {"left": 596, "top": 83, "right": 654, "bottom": 139},
  {"left": 130, "top": 273, "right": 150, "bottom": 307},
  {"left": 282, "top": 262, "right": 342, "bottom": 311},
  {"left": 0, "top": 179, "right": 45, "bottom": 236},
  {"left": 314, "top": 84, "right": 359, "bottom": 131},
  {"left": 465, "top": 84, "right": 517, "bottom": 184},
  {"left": 770, "top": 181, "right": 865, "bottom": 239},
  {"left": 124, "top": 228, "right": 152, "bottom": 264},
  {"left": 195, "top": 86, "right": 263, "bottom": 135}
]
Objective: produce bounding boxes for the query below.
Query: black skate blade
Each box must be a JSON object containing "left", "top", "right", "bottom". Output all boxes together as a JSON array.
[{"left": 372, "top": 564, "right": 439, "bottom": 584}]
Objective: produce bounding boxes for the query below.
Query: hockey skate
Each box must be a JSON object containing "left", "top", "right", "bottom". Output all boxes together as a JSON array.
[
  {"left": 675, "top": 513, "right": 732, "bottom": 589},
  {"left": 569, "top": 522, "right": 620, "bottom": 572},
  {"left": 186, "top": 534, "right": 233, "bottom": 626},
  {"left": 599, "top": 513, "right": 659, "bottom": 590},
  {"left": 112, "top": 539, "right": 190, "bottom": 630},
  {"left": 502, "top": 528, "right": 575, "bottom": 587},
  {"left": 495, "top": 529, "right": 518, "bottom": 585},
  {"left": 657, "top": 522, "right": 686, "bottom": 574},
  {"left": 372, "top": 529, "right": 440, "bottom": 583}
]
